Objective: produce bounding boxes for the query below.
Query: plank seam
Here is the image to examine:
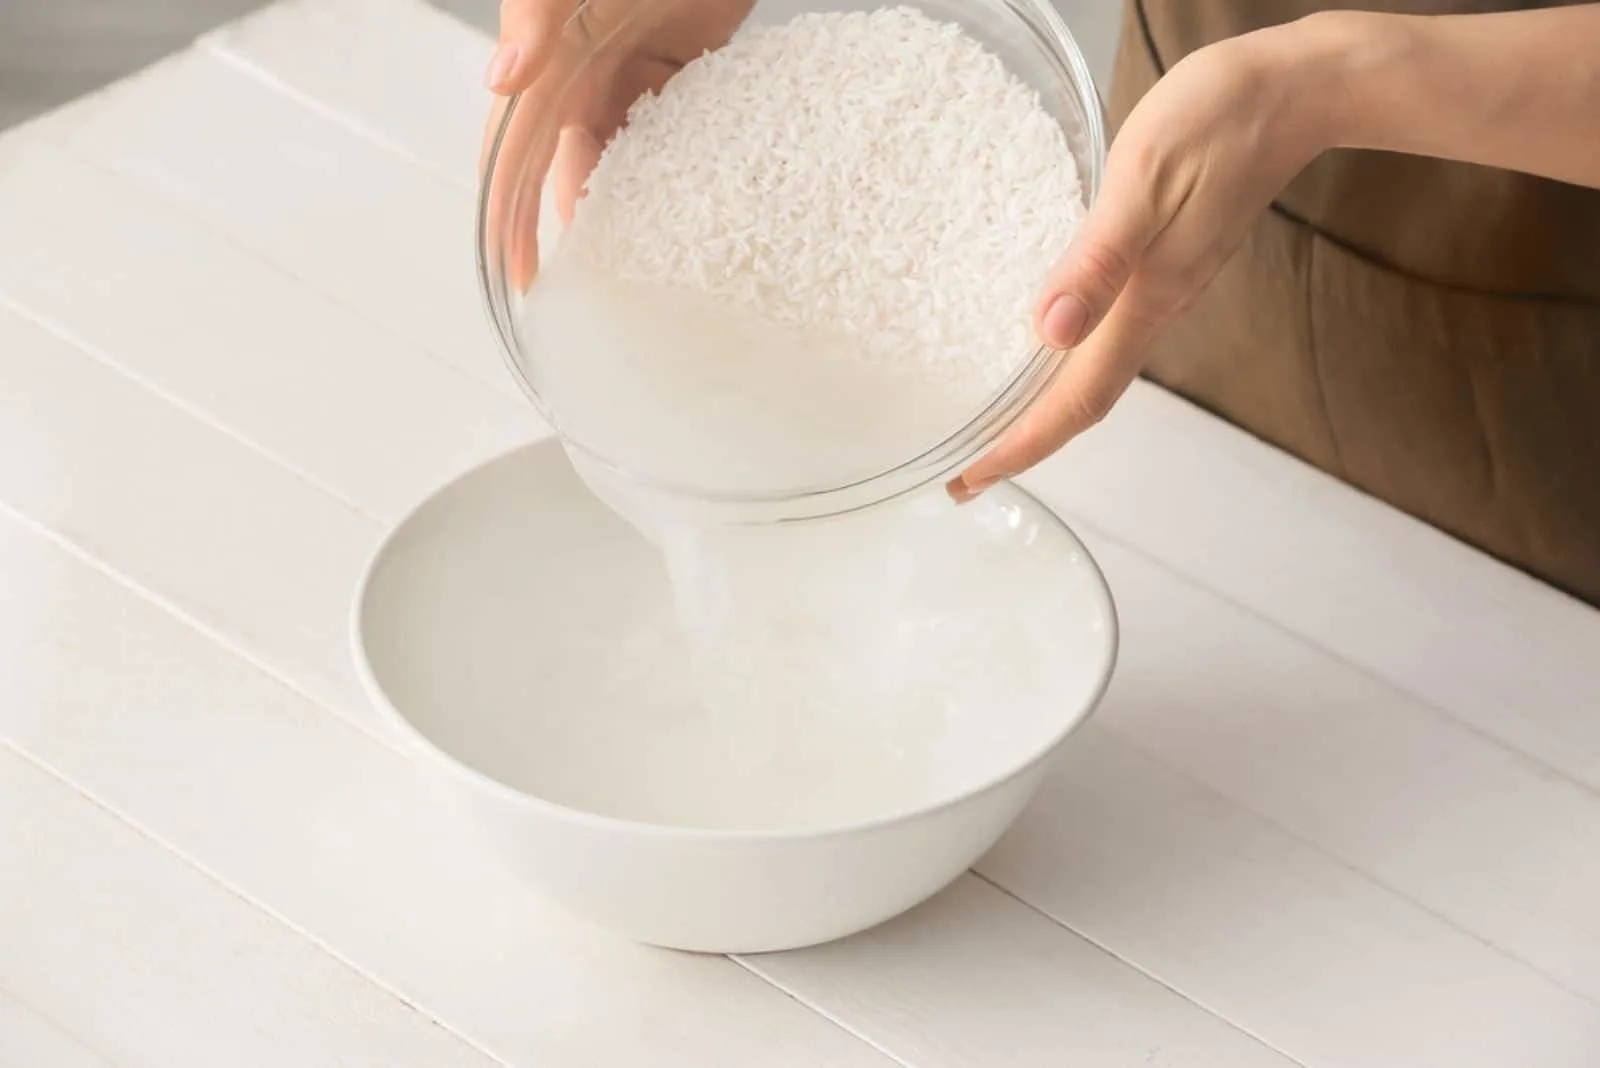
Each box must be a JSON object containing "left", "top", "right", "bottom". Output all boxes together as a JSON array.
[
  {"left": 969, "top": 871, "right": 1314, "bottom": 1068},
  {"left": 0, "top": 984, "right": 122, "bottom": 1068},
  {"left": 0, "top": 740, "right": 513, "bottom": 1068},
  {"left": 36, "top": 136, "right": 519, "bottom": 404},
  {"left": 0, "top": 500, "right": 400, "bottom": 762},
  {"left": 1017, "top": 510, "right": 1600, "bottom": 1012},
  {"left": 197, "top": 38, "right": 472, "bottom": 195},
  {"left": 725, "top": 956, "right": 918, "bottom": 1068},
  {"left": 1060, "top": 505, "right": 1600, "bottom": 802},
  {"left": 0, "top": 294, "right": 385, "bottom": 526}
]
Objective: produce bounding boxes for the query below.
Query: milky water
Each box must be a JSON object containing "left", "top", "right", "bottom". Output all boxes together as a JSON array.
[
  {"left": 500, "top": 6, "right": 1096, "bottom": 828},
  {"left": 520, "top": 255, "right": 983, "bottom": 495},
  {"left": 514, "top": 266, "right": 1103, "bottom": 830},
  {"left": 469, "top": 455, "right": 1105, "bottom": 831}
]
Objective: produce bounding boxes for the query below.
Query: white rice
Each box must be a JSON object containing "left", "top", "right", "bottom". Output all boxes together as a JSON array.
[{"left": 561, "top": 5, "right": 1086, "bottom": 402}]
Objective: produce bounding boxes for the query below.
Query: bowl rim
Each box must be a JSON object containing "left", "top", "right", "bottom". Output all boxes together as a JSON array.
[
  {"left": 351, "top": 437, "right": 1120, "bottom": 843},
  {"left": 473, "top": 0, "right": 1110, "bottom": 517}
]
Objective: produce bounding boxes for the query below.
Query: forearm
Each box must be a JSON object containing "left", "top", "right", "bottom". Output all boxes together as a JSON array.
[{"left": 1285, "top": 5, "right": 1600, "bottom": 189}]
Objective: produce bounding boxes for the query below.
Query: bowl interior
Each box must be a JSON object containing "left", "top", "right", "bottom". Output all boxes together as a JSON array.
[{"left": 356, "top": 440, "right": 1117, "bottom": 834}]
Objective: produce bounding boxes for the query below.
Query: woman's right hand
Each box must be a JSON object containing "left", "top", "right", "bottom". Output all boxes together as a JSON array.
[{"left": 482, "top": 0, "right": 751, "bottom": 288}]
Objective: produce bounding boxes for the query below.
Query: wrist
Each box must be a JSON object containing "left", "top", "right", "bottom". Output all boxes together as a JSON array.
[{"left": 1261, "top": 9, "right": 1415, "bottom": 156}]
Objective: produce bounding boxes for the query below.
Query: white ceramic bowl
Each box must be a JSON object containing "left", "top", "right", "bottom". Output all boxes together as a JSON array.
[{"left": 353, "top": 441, "right": 1117, "bottom": 952}]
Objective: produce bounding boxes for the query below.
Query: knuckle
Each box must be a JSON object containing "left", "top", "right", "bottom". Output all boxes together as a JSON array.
[
  {"left": 1069, "top": 240, "right": 1134, "bottom": 304},
  {"left": 1127, "top": 264, "right": 1198, "bottom": 326},
  {"left": 1070, "top": 386, "right": 1115, "bottom": 430},
  {"left": 1001, "top": 417, "right": 1059, "bottom": 471},
  {"left": 1166, "top": 289, "right": 1200, "bottom": 319},
  {"left": 1141, "top": 275, "right": 1189, "bottom": 319},
  {"left": 1132, "top": 252, "right": 1226, "bottom": 324},
  {"left": 1125, "top": 135, "right": 1168, "bottom": 185},
  {"left": 1119, "top": 134, "right": 1183, "bottom": 208}
]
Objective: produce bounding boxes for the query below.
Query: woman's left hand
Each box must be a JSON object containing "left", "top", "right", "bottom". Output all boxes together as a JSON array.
[{"left": 948, "top": 15, "right": 1347, "bottom": 501}]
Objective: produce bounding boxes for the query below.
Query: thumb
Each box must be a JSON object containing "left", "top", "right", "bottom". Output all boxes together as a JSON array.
[
  {"left": 487, "top": 0, "right": 578, "bottom": 94},
  {"left": 945, "top": 183, "right": 1169, "bottom": 501},
  {"left": 951, "top": 272, "right": 1166, "bottom": 500},
  {"left": 1032, "top": 183, "right": 1164, "bottom": 351}
]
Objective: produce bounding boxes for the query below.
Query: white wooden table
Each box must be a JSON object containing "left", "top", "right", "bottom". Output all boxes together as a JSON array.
[{"left": 2, "top": 1, "right": 1598, "bottom": 1064}]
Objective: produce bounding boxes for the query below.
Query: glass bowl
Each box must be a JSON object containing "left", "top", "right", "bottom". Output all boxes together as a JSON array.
[{"left": 477, "top": 0, "right": 1107, "bottom": 523}]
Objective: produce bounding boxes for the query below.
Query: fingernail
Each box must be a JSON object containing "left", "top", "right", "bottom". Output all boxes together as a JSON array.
[
  {"left": 946, "top": 474, "right": 1000, "bottom": 504},
  {"left": 1041, "top": 294, "right": 1090, "bottom": 349},
  {"left": 485, "top": 42, "right": 521, "bottom": 92}
]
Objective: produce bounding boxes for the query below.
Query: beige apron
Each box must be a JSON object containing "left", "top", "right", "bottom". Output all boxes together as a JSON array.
[{"left": 1112, "top": 0, "right": 1600, "bottom": 604}]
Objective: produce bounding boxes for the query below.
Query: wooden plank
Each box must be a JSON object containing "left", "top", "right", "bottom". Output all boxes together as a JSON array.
[
  {"left": 743, "top": 876, "right": 1297, "bottom": 1068},
  {"left": 0, "top": 302, "right": 377, "bottom": 724},
  {"left": 0, "top": 750, "right": 502, "bottom": 1068},
  {"left": 1068, "top": 528, "right": 1600, "bottom": 1004},
  {"left": 0, "top": 504, "right": 1297, "bottom": 1068},
  {"left": 978, "top": 724, "right": 1600, "bottom": 1068},
  {"left": 1038, "top": 384, "right": 1600, "bottom": 791},
  {"left": 0, "top": 140, "right": 535, "bottom": 525},
  {"left": 202, "top": 0, "right": 492, "bottom": 188},
  {"left": 0, "top": 990, "right": 116, "bottom": 1068},
  {"left": 41, "top": 49, "right": 513, "bottom": 400},
  {"left": 0, "top": 515, "right": 890, "bottom": 1068}
]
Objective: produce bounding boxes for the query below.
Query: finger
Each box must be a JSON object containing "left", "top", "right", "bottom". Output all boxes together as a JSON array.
[
  {"left": 486, "top": 3, "right": 674, "bottom": 290},
  {"left": 485, "top": 49, "right": 583, "bottom": 292},
  {"left": 941, "top": 157, "right": 1176, "bottom": 500},
  {"left": 481, "top": 92, "right": 556, "bottom": 292},
  {"left": 552, "top": 126, "right": 604, "bottom": 223},
  {"left": 1031, "top": 164, "right": 1168, "bottom": 351},
  {"left": 488, "top": 0, "right": 578, "bottom": 94},
  {"left": 550, "top": 54, "right": 682, "bottom": 223},
  {"left": 507, "top": 120, "right": 554, "bottom": 292},
  {"left": 947, "top": 274, "right": 1170, "bottom": 501}
]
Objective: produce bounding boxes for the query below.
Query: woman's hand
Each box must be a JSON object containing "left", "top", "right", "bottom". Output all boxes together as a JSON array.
[
  {"left": 483, "top": 0, "right": 751, "bottom": 286},
  {"left": 948, "top": 17, "right": 1346, "bottom": 501},
  {"left": 486, "top": 0, "right": 752, "bottom": 114}
]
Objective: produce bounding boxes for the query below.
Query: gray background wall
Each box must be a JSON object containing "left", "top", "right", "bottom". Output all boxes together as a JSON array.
[
  {"left": 0, "top": 0, "right": 499, "bottom": 129},
  {"left": 0, "top": 0, "right": 1120, "bottom": 132}
]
